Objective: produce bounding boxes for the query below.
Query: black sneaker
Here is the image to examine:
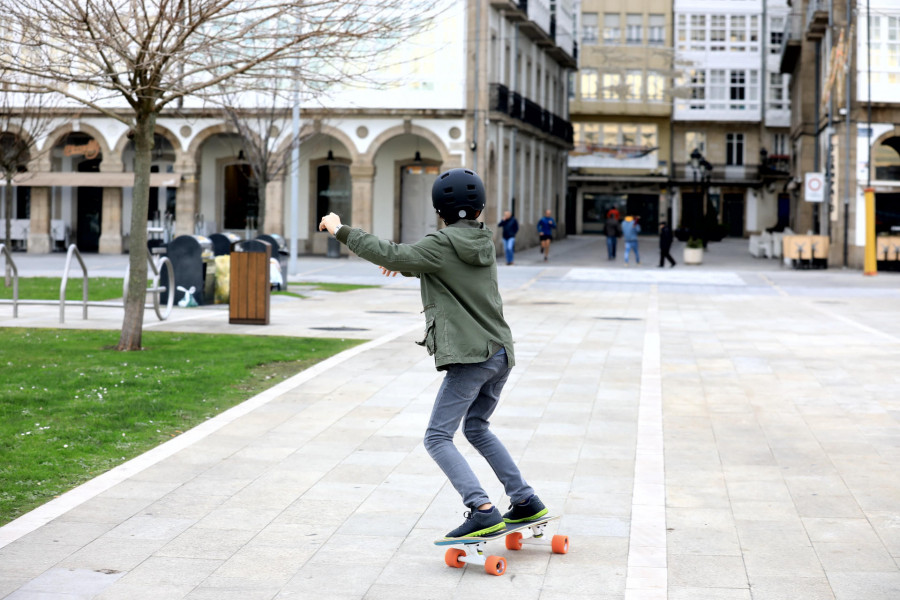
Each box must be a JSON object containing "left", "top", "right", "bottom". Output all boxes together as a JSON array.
[
  {"left": 444, "top": 507, "right": 506, "bottom": 539},
  {"left": 502, "top": 495, "right": 548, "bottom": 524}
]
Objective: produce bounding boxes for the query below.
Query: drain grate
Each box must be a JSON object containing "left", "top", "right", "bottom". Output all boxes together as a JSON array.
[{"left": 595, "top": 317, "right": 642, "bottom": 321}]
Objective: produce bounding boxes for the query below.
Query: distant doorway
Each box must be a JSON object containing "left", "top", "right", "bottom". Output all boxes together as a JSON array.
[
  {"left": 722, "top": 193, "right": 745, "bottom": 237},
  {"left": 76, "top": 157, "right": 102, "bottom": 252},
  {"left": 400, "top": 165, "right": 439, "bottom": 243}
]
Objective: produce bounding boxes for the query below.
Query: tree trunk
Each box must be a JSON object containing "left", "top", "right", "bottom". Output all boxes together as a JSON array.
[
  {"left": 117, "top": 111, "right": 157, "bottom": 351},
  {"left": 4, "top": 179, "right": 12, "bottom": 286}
]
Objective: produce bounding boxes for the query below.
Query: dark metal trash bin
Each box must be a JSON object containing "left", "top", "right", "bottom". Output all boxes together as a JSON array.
[
  {"left": 327, "top": 236, "right": 341, "bottom": 258},
  {"left": 229, "top": 239, "right": 271, "bottom": 325},
  {"left": 160, "top": 235, "right": 214, "bottom": 306},
  {"left": 209, "top": 232, "right": 241, "bottom": 256},
  {"left": 255, "top": 234, "right": 288, "bottom": 288}
]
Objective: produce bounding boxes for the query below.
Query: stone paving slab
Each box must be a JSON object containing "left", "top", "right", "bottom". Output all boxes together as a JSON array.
[{"left": 1, "top": 236, "right": 899, "bottom": 599}]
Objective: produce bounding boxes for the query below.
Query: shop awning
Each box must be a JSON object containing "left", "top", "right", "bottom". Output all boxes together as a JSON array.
[{"left": 0, "top": 172, "right": 181, "bottom": 188}]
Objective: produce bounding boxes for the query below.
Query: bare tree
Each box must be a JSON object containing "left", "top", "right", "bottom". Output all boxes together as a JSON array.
[
  {"left": 0, "top": 73, "right": 62, "bottom": 284},
  {"left": 0, "top": 0, "right": 441, "bottom": 350}
]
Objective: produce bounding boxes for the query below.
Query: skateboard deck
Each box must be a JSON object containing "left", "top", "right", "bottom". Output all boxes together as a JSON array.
[{"left": 434, "top": 515, "right": 568, "bottom": 576}]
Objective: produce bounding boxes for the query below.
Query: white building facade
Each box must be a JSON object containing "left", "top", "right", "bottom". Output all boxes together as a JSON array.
[
  {"left": 671, "top": 0, "right": 792, "bottom": 239},
  {"left": 3, "top": 0, "right": 575, "bottom": 257}
]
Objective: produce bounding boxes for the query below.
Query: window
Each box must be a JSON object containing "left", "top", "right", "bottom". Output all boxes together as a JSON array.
[
  {"left": 604, "top": 13, "right": 621, "bottom": 44},
  {"left": 582, "top": 12, "right": 599, "bottom": 45},
  {"left": 626, "top": 14, "right": 643, "bottom": 45},
  {"left": 601, "top": 73, "right": 621, "bottom": 100},
  {"left": 621, "top": 124, "right": 638, "bottom": 147},
  {"left": 726, "top": 133, "right": 745, "bottom": 166},
  {"left": 581, "top": 123, "right": 600, "bottom": 147},
  {"left": 689, "top": 70, "right": 705, "bottom": 109},
  {"left": 686, "top": 131, "right": 706, "bottom": 156},
  {"left": 711, "top": 15, "right": 726, "bottom": 51},
  {"left": 750, "top": 15, "right": 760, "bottom": 50},
  {"left": 730, "top": 15, "right": 746, "bottom": 52},
  {"left": 580, "top": 68, "right": 598, "bottom": 100},
  {"left": 649, "top": 15, "right": 664, "bottom": 45},
  {"left": 647, "top": 72, "right": 665, "bottom": 102},
  {"left": 773, "top": 133, "right": 788, "bottom": 156},
  {"left": 568, "top": 71, "right": 576, "bottom": 99},
  {"left": 768, "top": 73, "right": 786, "bottom": 110},
  {"left": 710, "top": 69, "right": 727, "bottom": 109},
  {"left": 770, "top": 16, "right": 785, "bottom": 53},
  {"left": 677, "top": 14, "right": 687, "bottom": 49},
  {"left": 690, "top": 15, "right": 706, "bottom": 37},
  {"left": 602, "top": 124, "right": 618, "bottom": 147},
  {"left": 625, "top": 70, "right": 642, "bottom": 100},
  {"left": 730, "top": 69, "right": 746, "bottom": 108}
]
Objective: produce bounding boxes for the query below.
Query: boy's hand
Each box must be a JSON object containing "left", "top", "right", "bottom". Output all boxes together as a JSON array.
[
  {"left": 319, "top": 212, "right": 342, "bottom": 235},
  {"left": 379, "top": 266, "right": 398, "bottom": 277}
]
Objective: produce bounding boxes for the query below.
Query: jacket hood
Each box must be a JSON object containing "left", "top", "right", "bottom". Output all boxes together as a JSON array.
[{"left": 441, "top": 221, "right": 495, "bottom": 267}]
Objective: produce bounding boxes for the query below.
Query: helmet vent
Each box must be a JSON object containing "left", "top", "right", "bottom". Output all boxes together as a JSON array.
[{"left": 467, "top": 185, "right": 476, "bottom": 191}]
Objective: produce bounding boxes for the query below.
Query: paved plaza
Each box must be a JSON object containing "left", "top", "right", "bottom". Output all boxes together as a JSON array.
[{"left": 1, "top": 236, "right": 899, "bottom": 599}]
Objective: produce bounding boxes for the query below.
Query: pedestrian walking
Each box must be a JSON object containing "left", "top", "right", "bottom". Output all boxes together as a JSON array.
[
  {"left": 319, "top": 168, "right": 548, "bottom": 541},
  {"left": 658, "top": 221, "right": 676, "bottom": 268},
  {"left": 537, "top": 209, "right": 557, "bottom": 261},
  {"left": 605, "top": 211, "right": 621, "bottom": 260},
  {"left": 498, "top": 210, "right": 519, "bottom": 265},
  {"left": 621, "top": 215, "right": 641, "bottom": 265}
]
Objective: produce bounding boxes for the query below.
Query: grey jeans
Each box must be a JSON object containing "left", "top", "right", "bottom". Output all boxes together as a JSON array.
[{"left": 424, "top": 348, "right": 534, "bottom": 509}]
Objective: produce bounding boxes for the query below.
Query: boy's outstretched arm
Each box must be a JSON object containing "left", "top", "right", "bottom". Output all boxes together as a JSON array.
[{"left": 319, "top": 212, "right": 442, "bottom": 274}]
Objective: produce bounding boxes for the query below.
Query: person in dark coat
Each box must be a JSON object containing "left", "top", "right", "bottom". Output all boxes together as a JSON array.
[
  {"left": 658, "top": 221, "right": 676, "bottom": 268},
  {"left": 604, "top": 213, "right": 621, "bottom": 260},
  {"left": 498, "top": 210, "right": 519, "bottom": 265}
]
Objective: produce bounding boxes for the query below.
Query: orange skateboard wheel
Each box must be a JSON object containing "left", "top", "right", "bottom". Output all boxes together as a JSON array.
[
  {"left": 551, "top": 534, "right": 569, "bottom": 554},
  {"left": 444, "top": 547, "right": 466, "bottom": 568},
  {"left": 505, "top": 532, "right": 524, "bottom": 551},
  {"left": 485, "top": 555, "right": 506, "bottom": 576}
]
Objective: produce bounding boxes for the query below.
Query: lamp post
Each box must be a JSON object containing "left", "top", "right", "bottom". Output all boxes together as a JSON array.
[{"left": 690, "top": 148, "right": 701, "bottom": 235}]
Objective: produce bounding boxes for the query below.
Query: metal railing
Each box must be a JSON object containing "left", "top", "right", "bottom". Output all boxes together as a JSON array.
[{"left": 0, "top": 243, "right": 174, "bottom": 323}]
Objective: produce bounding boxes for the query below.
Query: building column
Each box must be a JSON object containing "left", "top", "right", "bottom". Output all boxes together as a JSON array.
[
  {"left": 264, "top": 179, "right": 284, "bottom": 236},
  {"left": 27, "top": 187, "right": 52, "bottom": 253},
  {"left": 98, "top": 187, "right": 123, "bottom": 254},
  {"left": 350, "top": 164, "right": 375, "bottom": 233},
  {"left": 174, "top": 164, "right": 198, "bottom": 237}
]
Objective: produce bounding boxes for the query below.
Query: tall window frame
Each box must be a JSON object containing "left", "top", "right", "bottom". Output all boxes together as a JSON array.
[{"left": 726, "top": 133, "right": 745, "bottom": 166}]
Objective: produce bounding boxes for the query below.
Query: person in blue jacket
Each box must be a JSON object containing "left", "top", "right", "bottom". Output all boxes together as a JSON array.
[
  {"left": 537, "top": 209, "right": 557, "bottom": 261},
  {"left": 621, "top": 215, "right": 641, "bottom": 265},
  {"left": 498, "top": 210, "right": 519, "bottom": 265}
]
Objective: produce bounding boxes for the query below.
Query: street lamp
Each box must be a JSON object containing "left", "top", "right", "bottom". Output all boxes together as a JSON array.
[{"left": 689, "top": 148, "right": 713, "bottom": 245}]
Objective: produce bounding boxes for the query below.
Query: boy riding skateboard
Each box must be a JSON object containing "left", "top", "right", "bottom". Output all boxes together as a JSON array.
[{"left": 319, "top": 168, "right": 547, "bottom": 539}]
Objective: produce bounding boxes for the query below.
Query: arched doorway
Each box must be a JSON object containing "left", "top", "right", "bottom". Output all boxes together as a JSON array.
[
  {"left": 52, "top": 133, "right": 104, "bottom": 252},
  {"left": 372, "top": 133, "right": 441, "bottom": 243},
  {"left": 874, "top": 137, "right": 900, "bottom": 235},
  {"left": 0, "top": 132, "right": 31, "bottom": 246},
  {"left": 195, "top": 133, "right": 258, "bottom": 235}
]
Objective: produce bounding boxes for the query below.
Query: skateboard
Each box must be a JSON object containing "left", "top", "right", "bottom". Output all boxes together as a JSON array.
[{"left": 433, "top": 515, "right": 568, "bottom": 576}]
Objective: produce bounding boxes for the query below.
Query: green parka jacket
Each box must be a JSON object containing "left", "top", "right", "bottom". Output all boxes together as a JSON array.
[{"left": 335, "top": 220, "right": 515, "bottom": 371}]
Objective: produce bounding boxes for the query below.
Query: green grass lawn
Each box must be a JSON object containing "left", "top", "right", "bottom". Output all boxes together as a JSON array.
[
  {"left": 0, "top": 328, "right": 361, "bottom": 525},
  {"left": 0, "top": 277, "right": 133, "bottom": 301}
]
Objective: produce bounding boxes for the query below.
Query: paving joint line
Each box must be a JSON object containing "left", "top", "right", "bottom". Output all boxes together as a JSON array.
[{"left": 625, "top": 284, "right": 667, "bottom": 600}]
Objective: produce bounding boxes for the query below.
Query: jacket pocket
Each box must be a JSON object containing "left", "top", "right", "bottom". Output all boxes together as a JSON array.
[{"left": 416, "top": 304, "right": 437, "bottom": 356}]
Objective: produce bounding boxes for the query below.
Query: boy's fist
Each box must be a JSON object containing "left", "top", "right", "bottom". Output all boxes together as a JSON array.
[{"left": 319, "top": 212, "right": 342, "bottom": 235}]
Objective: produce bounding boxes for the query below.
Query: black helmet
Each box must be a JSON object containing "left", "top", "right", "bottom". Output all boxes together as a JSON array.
[{"left": 431, "top": 168, "right": 485, "bottom": 223}]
